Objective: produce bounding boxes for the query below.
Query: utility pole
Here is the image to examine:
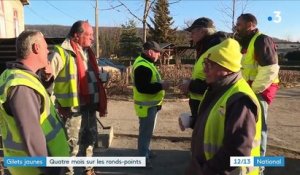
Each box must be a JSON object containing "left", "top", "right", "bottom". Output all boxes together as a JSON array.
[
  {"left": 143, "top": 0, "right": 150, "bottom": 43},
  {"left": 232, "top": 0, "right": 236, "bottom": 32},
  {"left": 95, "top": 0, "right": 99, "bottom": 58}
]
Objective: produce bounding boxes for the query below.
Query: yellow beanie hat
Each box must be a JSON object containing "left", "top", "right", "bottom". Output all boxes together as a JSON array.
[{"left": 206, "top": 38, "right": 242, "bottom": 72}]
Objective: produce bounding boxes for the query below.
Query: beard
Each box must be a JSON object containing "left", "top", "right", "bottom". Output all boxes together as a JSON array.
[{"left": 234, "top": 29, "right": 248, "bottom": 42}]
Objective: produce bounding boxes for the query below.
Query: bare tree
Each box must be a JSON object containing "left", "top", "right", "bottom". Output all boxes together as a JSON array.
[
  {"left": 184, "top": 19, "right": 194, "bottom": 28},
  {"left": 116, "top": 0, "right": 156, "bottom": 43},
  {"left": 142, "top": 0, "right": 155, "bottom": 42},
  {"left": 218, "top": 0, "right": 249, "bottom": 32},
  {"left": 114, "top": 0, "right": 181, "bottom": 42}
]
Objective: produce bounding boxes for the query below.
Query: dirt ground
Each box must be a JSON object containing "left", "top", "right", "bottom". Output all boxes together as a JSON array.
[{"left": 94, "top": 87, "right": 300, "bottom": 175}]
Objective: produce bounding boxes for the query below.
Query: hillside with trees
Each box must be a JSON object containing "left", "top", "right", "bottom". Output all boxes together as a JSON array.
[{"left": 26, "top": 24, "right": 190, "bottom": 59}]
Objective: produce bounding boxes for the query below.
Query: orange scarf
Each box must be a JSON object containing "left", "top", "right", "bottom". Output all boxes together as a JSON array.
[{"left": 70, "top": 40, "right": 107, "bottom": 116}]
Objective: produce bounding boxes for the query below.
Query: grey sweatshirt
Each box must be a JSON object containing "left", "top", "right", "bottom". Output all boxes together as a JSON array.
[{"left": 2, "top": 61, "right": 62, "bottom": 175}]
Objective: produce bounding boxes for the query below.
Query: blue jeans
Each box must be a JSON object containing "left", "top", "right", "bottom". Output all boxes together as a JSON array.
[
  {"left": 138, "top": 106, "right": 158, "bottom": 159},
  {"left": 258, "top": 95, "right": 269, "bottom": 175},
  {"left": 258, "top": 95, "right": 269, "bottom": 157}
]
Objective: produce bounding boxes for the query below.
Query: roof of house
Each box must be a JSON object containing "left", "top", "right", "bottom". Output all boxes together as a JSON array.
[{"left": 98, "top": 58, "right": 126, "bottom": 72}]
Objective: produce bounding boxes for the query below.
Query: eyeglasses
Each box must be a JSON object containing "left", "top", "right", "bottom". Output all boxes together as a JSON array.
[
  {"left": 202, "top": 59, "right": 218, "bottom": 69},
  {"left": 202, "top": 60, "right": 210, "bottom": 68}
]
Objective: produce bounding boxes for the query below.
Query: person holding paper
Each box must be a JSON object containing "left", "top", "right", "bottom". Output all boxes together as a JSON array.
[
  {"left": 0, "top": 31, "right": 70, "bottom": 175},
  {"left": 179, "top": 17, "right": 227, "bottom": 129},
  {"left": 185, "top": 39, "right": 261, "bottom": 175}
]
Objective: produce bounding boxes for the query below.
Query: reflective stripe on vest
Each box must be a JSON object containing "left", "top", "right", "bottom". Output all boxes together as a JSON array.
[
  {"left": 2, "top": 129, "right": 23, "bottom": 151},
  {"left": 242, "top": 33, "right": 279, "bottom": 84},
  {"left": 203, "top": 78, "right": 261, "bottom": 175},
  {"left": 190, "top": 50, "right": 208, "bottom": 101},
  {"left": 0, "top": 69, "right": 70, "bottom": 175},
  {"left": 53, "top": 45, "right": 79, "bottom": 107},
  {"left": 132, "top": 56, "right": 165, "bottom": 117},
  {"left": 134, "top": 100, "right": 162, "bottom": 106}
]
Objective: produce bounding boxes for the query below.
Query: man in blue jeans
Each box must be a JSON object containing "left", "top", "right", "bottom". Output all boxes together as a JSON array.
[
  {"left": 132, "top": 41, "right": 169, "bottom": 168},
  {"left": 235, "top": 13, "right": 280, "bottom": 174}
]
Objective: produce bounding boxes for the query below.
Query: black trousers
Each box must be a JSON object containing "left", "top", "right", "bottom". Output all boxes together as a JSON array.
[{"left": 189, "top": 98, "right": 201, "bottom": 129}]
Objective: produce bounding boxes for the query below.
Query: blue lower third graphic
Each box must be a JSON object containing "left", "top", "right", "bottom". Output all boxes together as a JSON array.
[
  {"left": 254, "top": 156, "right": 285, "bottom": 167},
  {"left": 4, "top": 157, "right": 46, "bottom": 167}
]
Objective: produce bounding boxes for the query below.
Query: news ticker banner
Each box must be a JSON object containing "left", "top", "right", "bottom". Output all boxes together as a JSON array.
[
  {"left": 230, "top": 156, "right": 285, "bottom": 167},
  {"left": 4, "top": 157, "right": 145, "bottom": 167},
  {"left": 4, "top": 156, "right": 284, "bottom": 168}
]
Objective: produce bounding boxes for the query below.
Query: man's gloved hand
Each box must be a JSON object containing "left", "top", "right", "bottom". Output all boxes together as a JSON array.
[
  {"left": 161, "top": 80, "right": 171, "bottom": 90},
  {"left": 57, "top": 106, "right": 72, "bottom": 122}
]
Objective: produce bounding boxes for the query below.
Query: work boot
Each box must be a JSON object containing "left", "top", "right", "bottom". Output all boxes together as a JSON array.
[
  {"left": 146, "top": 159, "right": 153, "bottom": 169},
  {"left": 149, "top": 151, "right": 157, "bottom": 159}
]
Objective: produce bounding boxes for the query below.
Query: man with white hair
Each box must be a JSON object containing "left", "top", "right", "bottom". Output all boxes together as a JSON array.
[
  {"left": 49, "top": 20, "right": 107, "bottom": 175},
  {"left": 180, "top": 17, "right": 228, "bottom": 130}
]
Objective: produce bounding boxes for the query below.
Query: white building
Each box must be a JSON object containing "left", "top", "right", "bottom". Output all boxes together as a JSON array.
[{"left": 0, "top": 0, "right": 29, "bottom": 38}]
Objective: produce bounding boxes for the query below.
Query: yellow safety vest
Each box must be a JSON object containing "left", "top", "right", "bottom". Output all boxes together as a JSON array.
[
  {"left": 0, "top": 69, "right": 70, "bottom": 175},
  {"left": 132, "top": 56, "right": 165, "bottom": 118},
  {"left": 190, "top": 51, "right": 207, "bottom": 101},
  {"left": 203, "top": 78, "right": 261, "bottom": 175},
  {"left": 241, "top": 33, "right": 279, "bottom": 84},
  {"left": 53, "top": 45, "right": 79, "bottom": 107}
]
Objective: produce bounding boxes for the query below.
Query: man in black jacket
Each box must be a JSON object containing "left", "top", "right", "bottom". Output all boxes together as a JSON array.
[{"left": 132, "top": 41, "right": 169, "bottom": 168}]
